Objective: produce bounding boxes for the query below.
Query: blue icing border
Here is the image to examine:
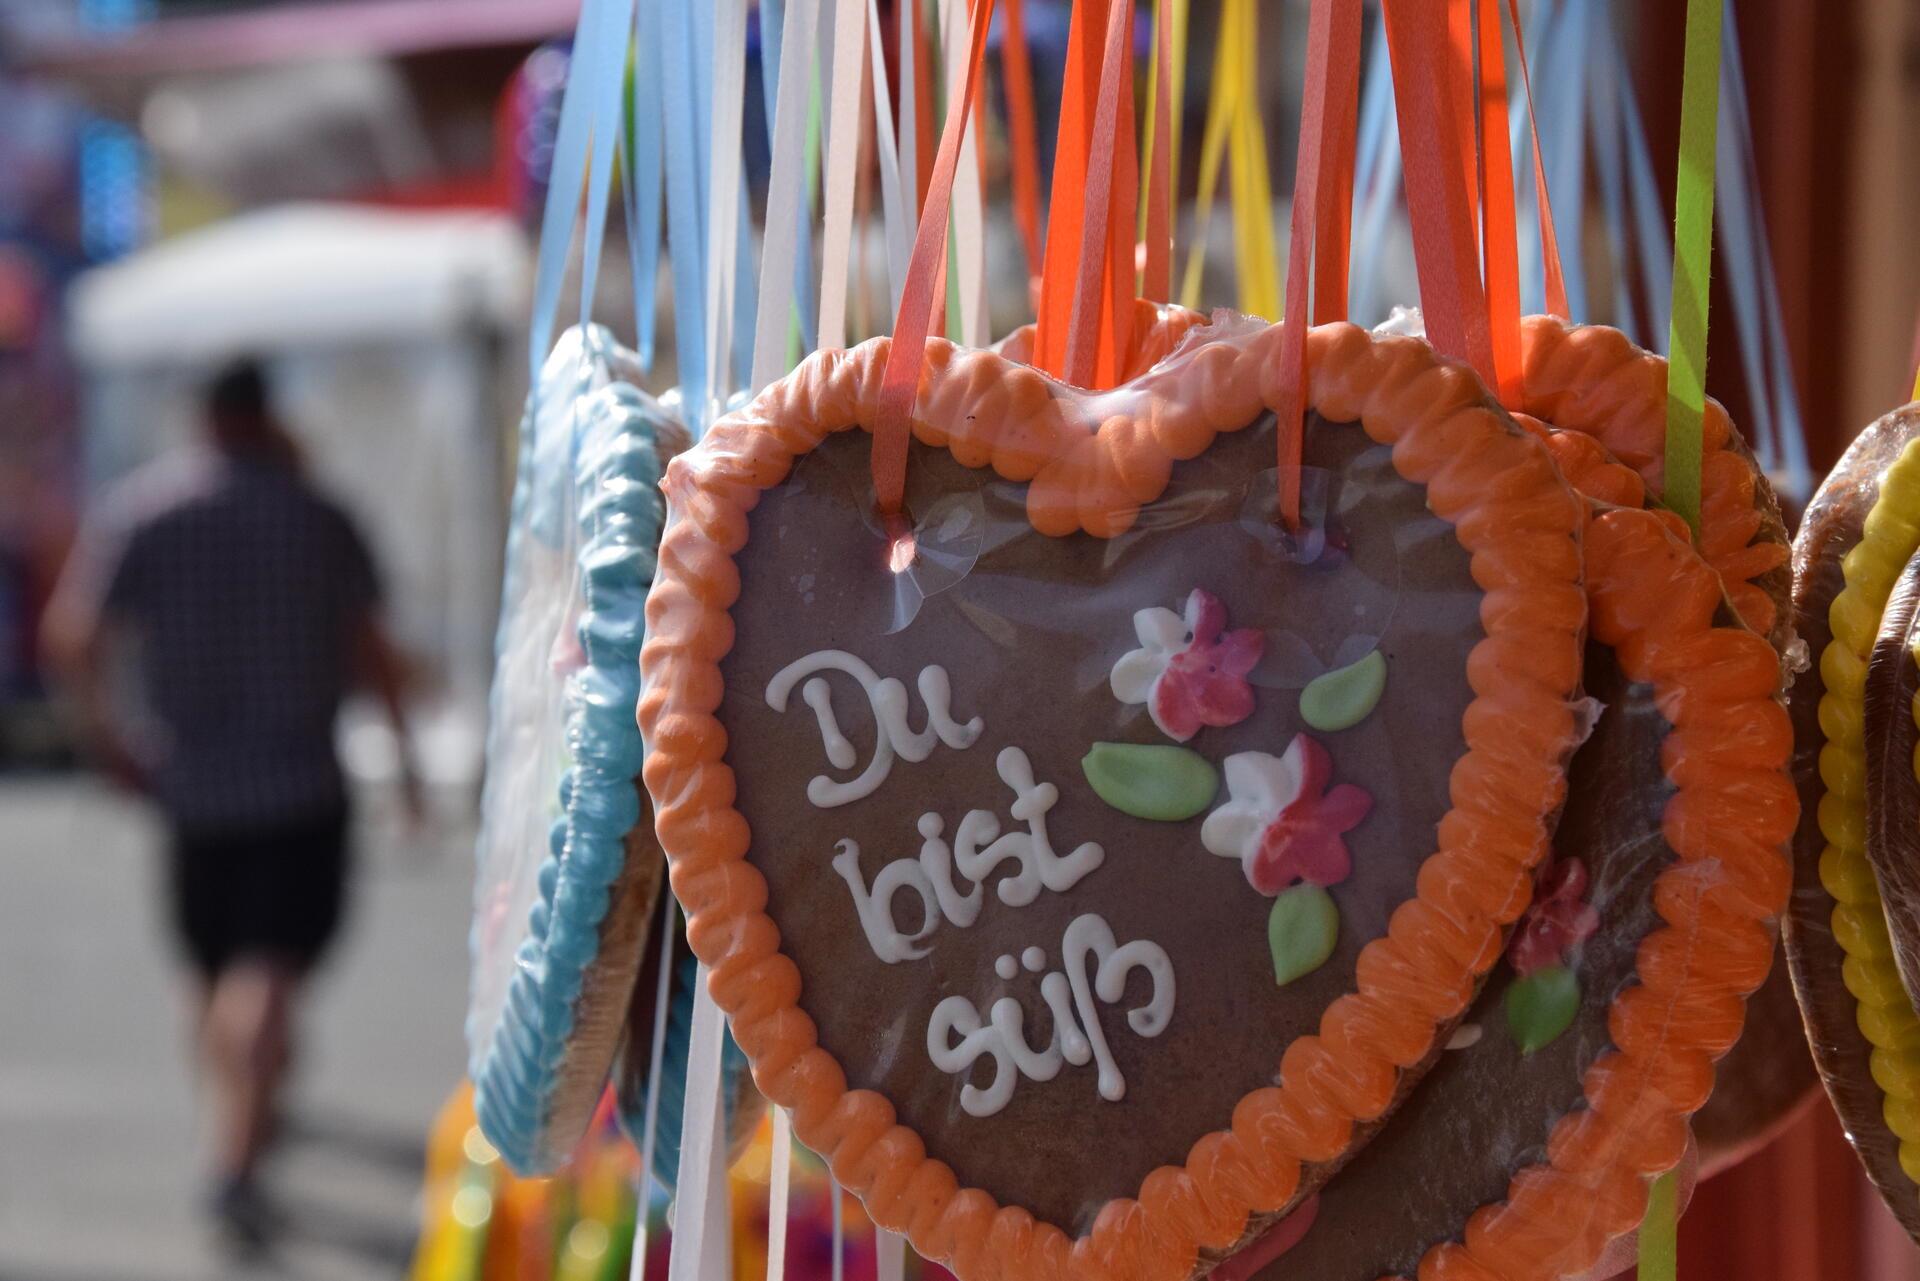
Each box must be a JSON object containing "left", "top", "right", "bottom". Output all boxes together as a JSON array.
[{"left": 473, "top": 328, "right": 670, "bottom": 1172}]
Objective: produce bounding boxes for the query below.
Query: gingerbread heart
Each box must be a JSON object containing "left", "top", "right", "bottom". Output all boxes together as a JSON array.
[
  {"left": 1791, "top": 404, "right": 1920, "bottom": 1241},
  {"left": 1199, "top": 319, "right": 1801, "bottom": 1279},
  {"left": 1514, "top": 319, "right": 1813, "bottom": 1174},
  {"left": 639, "top": 321, "right": 1586, "bottom": 1281},
  {"left": 1256, "top": 502, "right": 1792, "bottom": 1281}
]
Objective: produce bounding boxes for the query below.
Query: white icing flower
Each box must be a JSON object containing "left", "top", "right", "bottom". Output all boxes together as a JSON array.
[
  {"left": 1201, "top": 736, "right": 1372, "bottom": 895},
  {"left": 1108, "top": 588, "right": 1262, "bottom": 741},
  {"left": 1200, "top": 741, "right": 1310, "bottom": 876}
]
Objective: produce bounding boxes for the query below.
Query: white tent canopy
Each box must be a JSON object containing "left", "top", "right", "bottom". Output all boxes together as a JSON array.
[{"left": 68, "top": 203, "right": 529, "bottom": 367}]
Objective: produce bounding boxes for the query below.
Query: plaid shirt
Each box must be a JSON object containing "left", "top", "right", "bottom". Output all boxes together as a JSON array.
[{"left": 84, "top": 451, "right": 380, "bottom": 831}]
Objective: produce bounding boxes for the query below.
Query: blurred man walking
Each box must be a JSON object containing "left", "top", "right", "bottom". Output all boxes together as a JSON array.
[{"left": 42, "top": 359, "right": 417, "bottom": 1252}]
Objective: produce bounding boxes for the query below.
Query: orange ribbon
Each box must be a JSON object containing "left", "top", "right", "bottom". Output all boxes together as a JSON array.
[
  {"left": 1382, "top": 0, "right": 1497, "bottom": 389},
  {"left": 1276, "top": 0, "right": 1364, "bottom": 531},
  {"left": 1000, "top": 0, "right": 1044, "bottom": 285},
  {"left": 1141, "top": 0, "right": 1175, "bottom": 304},
  {"left": 871, "top": 0, "right": 998, "bottom": 521}
]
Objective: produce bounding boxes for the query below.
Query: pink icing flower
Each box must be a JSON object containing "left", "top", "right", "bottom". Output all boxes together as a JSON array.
[
  {"left": 1202, "top": 735, "right": 1373, "bottom": 895},
  {"left": 1109, "top": 588, "right": 1264, "bottom": 742},
  {"left": 1507, "top": 859, "right": 1601, "bottom": 976}
]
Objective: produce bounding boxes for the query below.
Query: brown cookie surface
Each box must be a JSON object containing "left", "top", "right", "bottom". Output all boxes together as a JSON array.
[
  {"left": 639, "top": 324, "right": 1592, "bottom": 1281},
  {"left": 717, "top": 415, "right": 1480, "bottom": 1232}
]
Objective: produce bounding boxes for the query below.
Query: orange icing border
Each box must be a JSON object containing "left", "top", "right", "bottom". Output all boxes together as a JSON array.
[
  {"left": 1516, "top": 315, "right": 1789, "bottom": 641},
  {"left": 1396, "top": 506, "right": 1794, "bottom": 1281},
  {"left": 639, "top": 321, "right": 1586, "bottom": 1281},
  {"left": 1005, "top": 308, "right": 1789, "bottom": 640}
]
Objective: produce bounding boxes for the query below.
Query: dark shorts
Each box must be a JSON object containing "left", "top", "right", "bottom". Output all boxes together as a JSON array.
[{"left": 169, "top": 807, "right": 351, "bottom": 979}]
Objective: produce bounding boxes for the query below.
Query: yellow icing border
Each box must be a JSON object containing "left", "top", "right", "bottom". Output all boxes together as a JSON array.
[{"left": 1822, "top": 435, "right": 1920, "bottom": 1184}]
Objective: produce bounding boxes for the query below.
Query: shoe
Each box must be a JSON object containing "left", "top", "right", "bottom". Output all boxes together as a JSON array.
[{"left": 209, "top": 1175, "right": 277, "bottom": 1257}]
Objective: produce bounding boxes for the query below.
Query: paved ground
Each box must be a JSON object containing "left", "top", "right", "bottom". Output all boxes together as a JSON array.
[{"left": 0, "top": 777, "right": 475, "bottom": 1281}]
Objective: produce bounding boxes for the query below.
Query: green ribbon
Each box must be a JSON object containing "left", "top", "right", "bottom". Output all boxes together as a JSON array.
[
  {"left": 1638, "top": 1170, "right": 1679, "bottom": 1281},
  {"left": 1662, "top": 0, "right": 1724, "bottom": 535}
]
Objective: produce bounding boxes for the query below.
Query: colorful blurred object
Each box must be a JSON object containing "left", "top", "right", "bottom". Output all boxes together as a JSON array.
[{"left": 412, "top": 1083, "right": 955, "bottom": 1281}]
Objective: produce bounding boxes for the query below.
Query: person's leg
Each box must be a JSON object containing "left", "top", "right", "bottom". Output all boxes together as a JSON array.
[{"left": 203, "top": 954, "right": 300, "bottom": 1184}]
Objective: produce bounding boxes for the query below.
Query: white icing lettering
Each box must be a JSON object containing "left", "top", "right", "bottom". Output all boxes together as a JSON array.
[
  {"left": 951, "top": 748, "right": 1105, "bottom": 908},
  {"left": 1062, "top": 914, "right": 1176, "bottom": 1102},
  {"left": 925, "top": 914, "right": 1175, "bottom": 1117},
  {"left": 766, "top": 651, "right": 982, "bottom": 808},
  {"left": 832, "top": 748, "right": 1103, "bottom": 964},
  {"left": 801, "top": 677, "right": 856, "bottom": 769},
  {"left": 832, "top": 839, "right": 937, "bottom": 964},
  {"left": 915, "top": 814, "right": 982, "bottom": 927}
]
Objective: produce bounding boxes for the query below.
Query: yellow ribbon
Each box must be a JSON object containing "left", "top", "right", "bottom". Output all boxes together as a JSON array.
[{"left": 1178, "top": 0, "right": 1278, "bottom": 318}]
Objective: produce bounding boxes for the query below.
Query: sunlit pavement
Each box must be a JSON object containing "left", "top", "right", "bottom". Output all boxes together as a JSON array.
[{"left": 0, "top": 778, "right": 474, "bottom": 1281}]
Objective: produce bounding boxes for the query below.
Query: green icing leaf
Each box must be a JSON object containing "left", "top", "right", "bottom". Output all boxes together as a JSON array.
[
  {"left": 1081, "top": 742, "right": 1219, "bottom": 821},
  {"left": 1505, "top": 965, "right": 1581, "bottom": 1053},
  {"left": 1268, "top": 884, "right": 1339, "bottom": 987},
  {"left": 1299, "top": 649, "right": 1387, "bottom": 732}
]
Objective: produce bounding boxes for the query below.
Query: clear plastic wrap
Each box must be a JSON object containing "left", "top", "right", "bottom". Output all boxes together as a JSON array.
[
  {"left": 468, "top": 325, "right": 682, "bottom": 1173},
  {"left": 1237, "top": 498, "right": 1792, "bottom": 1281},
  {"left": 638, "top": 317, "right": 1597, "bottom": 1279},
  {"left": 1785, "top": 403, "right": 1920, "bottom": 1241},
  {"left": 1125, "top": 306, "right": 1802, "bottom": 1278}
]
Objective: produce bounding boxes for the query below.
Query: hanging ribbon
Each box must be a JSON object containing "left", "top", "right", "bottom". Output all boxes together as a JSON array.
[
  {"left": 752, "top": 0, "right": 823, "bottom": 391},
  {"left": 1276, "top": 0, "right": 1362, "bottom": 531},
  {"left": 1716, "top": 0, "right": 1809, "bottom": 499},
  {"left": 1176, "top": 0, "right": 1274, "bottom": 318},
  {"left": 875, "top": 1229, "right": 906, "bottom": 1281},
  {"left": 627, "top": 901, "right": 678, "bottom": 1281},
  {"left": 1664, "top": 0, "right": 1724, "bottom": 534},
  {"left": 1616, "top": 10, "right": 1669, "bottom": 338},
  {"left": 527, "top": 0, "right": 636, "bottom": 378},
  {"left": 866, "top": 0, "right": 912, "bottom": 312},
  {"left": 766, "top": 1106, "right": 793, "bottom": 1281},
  {"left": 1311, "top": 9, "right": 1356, "bottom": 324},
  {"left": 1639, "top": 1170, "right": 1679, "bottom": 1281},
  {"left": 1033, "top": 0, "right": 1108, "bottom": 374},
  {"left": 1348, "top": 31, "right": 1400, "bottom": 324},
  {"left": 666, "top": 969, "right": 732, "bottom": 1281},
  {"left": 1227, "top": 0, "right": 1279, "bottom": 320},
  {"left": 623, "top": 1, "right": 666, "bottom": 368},
  {"left": 1503, "top": 0, "right": 1569, "bottom": 321},
  {"left": 943, "top": 0, "right": 991, "bottom": 348},
  {"left": 897, "top": 0, "right": 918, "bottom": 226},
  {"left": 1381, "top": 0, "right": 1497, "bottom": 388},
  {"left": 1459, "top": 0, "right": 1568, "bottom": 406},
  {"left": 870, "top": 0, "right": 998, "bottom": 521},
  {"left": 702, "top": 0, "right": 750, "bottom": 422},
  {"left": 1471, "top": 0, "right": 1523, "bottom": 404},
  {"left": 660, "top": 0, "right": 709, "bottom": 421},
  {"left": 1061, "top": 0, "right": 1138, "bottom": 387},
  {"left": 1140, "top": 0, "right": 1176, "bottom": 303},
  {"left": 817, "top": 0, "right": 868, "bottom": 351},
  {"left": 1001, "top": 0, "right": 1045, "bottom": 286}
]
